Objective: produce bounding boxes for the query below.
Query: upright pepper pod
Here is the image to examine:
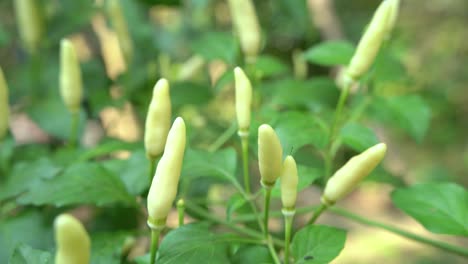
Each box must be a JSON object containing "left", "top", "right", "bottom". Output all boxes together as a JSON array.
[
  {"left": 147, "top": 117, "right": 186, "bottom": 227},
  {"left": 346, "top": 0, "right": 394, "bottom": 80},
  {"left": 60, "top": 39, "right": 83, "bottom": 114},
  {"left": 234, "top": 67, "right": 252, "bottom": 134},
  {"left": 227, "top": 0, "right": 261, "bottom": 62},
  {"left": 14, "top": 0, "right": 44, "bottom": 54},
  {"left": 322, "top": 143, "right": 387, "bottom": 205},
  {"left": 258, "top": 124, "right": 283, "bottom": 187},
  {"left": 144, "top": 79, "right": 172, "bottom": 160},
  {"left": 107, "top": 0, "right": 134, "bottom": 65},
  {"left": 281, "top": 156, "right": 299, "bottom": 211},
  {"left": 54, "top": 214, "right": 91, "bottom": 264},
  {"left": 0, "top": 67, "right": 9, "bottom": 139}
]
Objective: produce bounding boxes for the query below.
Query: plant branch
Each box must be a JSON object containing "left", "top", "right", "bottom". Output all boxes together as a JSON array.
[
  {"left": 149, "top": 229, "right": 161, "bottom": 264},
  {"left": 208, "top": 121, "right": 237, "bottom": 152},
  {"left": 307, "top": 203, "right": 328, "bottom": 225}
]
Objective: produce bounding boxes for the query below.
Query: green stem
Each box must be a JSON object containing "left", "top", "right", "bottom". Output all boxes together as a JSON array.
[
  {"left": 329, "top": 207, "right": 468, "bottom": 258},
  {"left": 69, "top": 111, "right": 79, "bottom": 147},
  {"left": 230, "top": 174, "right": 264, "bottom": 232},
  {"left": 240, "top": 134, "right": 251, "bottom": 194},
  {"left": 233, "top": 205, "right": 318, "bottom": 222},
  {"left": 208, "top": 121, "right": 237, "bottom": 152},
  {"left": 149, "top": 229, "right": 161, "bottom": 264},
  {"left": 263, "top": 187, "right": 272, "bottom": 238},
  {"left": 185, "top": 201, "right": 284, "bottom": 247},
  {"left": 267, "top": 235, "right": 282, "bottom": 264},
  {"left": 283, "top": 212, "right": 294, "bottom": 264},
  {"left": 307, "top": 203, "right": 328, "bottom": 225},
  {"left": 177, "top": 199, "right": 185, "bottom": 227}
]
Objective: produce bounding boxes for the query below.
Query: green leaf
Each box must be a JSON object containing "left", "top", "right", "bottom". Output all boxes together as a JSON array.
[
  {"left": 303, "top": 41, "right": 355, "bottom": 66},
  {"left": 0, "top": 158, "right": 62, "bottom": 201},
  {"left": 171, "top": 82, "right": 213, "bottom": 108},
  {"left": 274, "top": 111, "right": 328, "bottom": 152},
  {"left": 366, "top": 165, "right": 406, "bottom": 187},
  {"left": 78, "top": 139, "right": 140, "bottom": 162},
  {"left": 18, "top": 163, "right": 135, "bottom": 207},
  {"left": 0, "top": 210, "right": 54, "bottom": 264},
  {"left": 182, "top": 148, "right": 237, "bottom": 182},
  {"left": 91, "top": 232, "right": 134, "bottom": 264},
  {"left": 391, "top": 183, "right": 468, "bottom": 236},
  {"left": 231, "top": 246, "right": 273, "bottom": 264},
  {"left": 191, "top": 32, "right": 238, "bottom": 63},
  {"left": 157, "top": 224, "right": 231, "bottom": 264},
  {"left": 339, "top": 122, "right": 379, "bottom": 152},
  {"left": 9, "top": 244, "right": 53, "bottom": 264},
  {"left": 254, "top": 55, "right": 289, "bottom": 78},
  {"left": 291, "top": 225, "right": 346, "bottom": 264},
  {"left": 102, "top": 150, "right": 149, "bottom": 195},
  {"left": 226, "top": 193, "right": 249, "bottom": 222},
  {"left": 272, "top": 165, "right": 321, "bottom": 197}
]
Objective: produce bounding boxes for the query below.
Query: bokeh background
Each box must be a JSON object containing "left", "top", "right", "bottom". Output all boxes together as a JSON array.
[{"left": 0, "top": 0, "right": 467, "bottom": 263}]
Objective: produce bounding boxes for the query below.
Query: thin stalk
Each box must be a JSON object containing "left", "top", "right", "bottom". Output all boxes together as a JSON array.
[
  {"left": 230, "top": 175, "right": 264, "bottom": 232},
  {"left": 148, "top": 157, "right": 157, "bottom": 185},
  {"left": 267, "top": 235, "right": 282, "bottom": 264},
  {"left": 177, "top": 199, "right": 185, "bottom": 227},
  {"left": 69, "top": 111, "right": 79, "bottom": 147},
  {"left": 208, "top": 121, "right": 237, "bottom": 152},
  {"left": 149, "top": 229, "right": 161, "bottom": 264},
  {"left": 283, "top": 212, "right": 294, "bottom": 264},
  {"left": 263, "top": 188, "right": 272, "bottom": 238},
  {"left": 307, "top": 203, "right": 328, "bottom": 225},
  {"left": 185, "top": 201, "right": 284, "bottom": 247},
  {"left": 240, "top": 135, "right": 251, "bottom": 194},
  {"left": 233, "top": 205, "right": 318, "bottom": 222},
  {"left": 329, "top": 207, "right": 468, "bottom": 258}
]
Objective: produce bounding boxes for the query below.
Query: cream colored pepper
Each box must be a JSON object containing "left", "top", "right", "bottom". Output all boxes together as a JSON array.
[
  {"left": 54, "top": 214, "right": 91, "bottom": 264},
  {"left": 281, "top": 156, "right": 299, "bottom": 210},
  {"left": 14, "top": 0, "right": 44, "bottom": 54},
  {"left": 346, "top": 0, "right": 395, "bottom": 80},
  {"left": 0, "top": 67, "right": 9, "bottom": 139},
  {"left": 60, "top": 39, "right": 83, "bottom": 114},
  {"left": 107, "top": 0, "right": 134, "bottom": 65},
  {"left": 147, "top": 117, "right": 186, "bottom": 225},
  {"left": 144, "top": 79, "right": 172, "bottom": 160},
  {"left": 322, "top": 143, "right": 387, "bottom": 205},
  {"left": 227, "top": 0, "right": 261, "bottom": 62},
  {"left": 234, "top": 67, "right": 252, "bottom": 133},
  {"left": 258, "top": 124, "right": 283, "bottom": 186}
]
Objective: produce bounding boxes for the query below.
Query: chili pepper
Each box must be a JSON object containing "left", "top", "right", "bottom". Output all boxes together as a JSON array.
[
  {"left": 227, "top": 0, "right": 261, "bottom": 63},
  {"left": 107, "top": 0, "right": 133, "bottom": 65},
  {"left": 147, "top": 117, "right": 186, "bottom": 226},
  {"left": 54, "top": 214, "right": 90, "bottom": 264},
  {"left": 281, "top": 155, "right": 299, "bottom": 211},
  {"left": 234, "top": 67, "right": 252, "bottom": 133},
  {"left": 60, "top": 39, "right": 83, "bottom": 114},
  {"left": 322, "top": 143, "right": 387, "bottom": 205},
  {"left": 346, "top": 0, "right": 395, "bottom": 80},
  {"left": 258, "top": 124, "right": 283, "bottom": 187},
  {"left": 144, "top": 79, "right": 172, "bottom": 160},
  {"left": 14, "top": 0, "right": 44, "bottom": 54},
  {"left": 0, "top": 67, "right": 9, "bottom": 139}
]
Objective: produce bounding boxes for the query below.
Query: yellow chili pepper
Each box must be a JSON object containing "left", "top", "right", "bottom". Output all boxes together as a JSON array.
[
  {"left": 0, "top": 67, "right": 9, "bottom": 139},
  {"left": 147, "top": 117, "right": 186, "bottom": 226},
  {"left": 54, "top": 214, "right": 91, "bottom": 264},
  {"left": 258, "top": 124, "right": 283, "bottom": 186},
  {"left": 14, "top": 0, "right": 44, "bottom": 54},
  {"left": 107, "top": 0, "right": 134, "bottom": 65},
  {"left": 144, "top": 79, "right": 172, "bottom": 160},
  {"left": 322, "top": 143, "right": 387, "bottom": 205},
  {"left": 281, "top": 155, "right": 299, "bottom": 210},
  {"left": 234, "top": 67, "right": 252, "bottom": 133},
  {"left": 60, "top": 39, "right": 83, "bottom": 114}
]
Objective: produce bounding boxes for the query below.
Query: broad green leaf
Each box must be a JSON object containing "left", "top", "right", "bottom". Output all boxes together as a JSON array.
[
  {"left": 18, "top": 163, "right": 135, "bottom": 207},
  {"left": 274, "top": 111, "right": 328, "bottom": 152},
  {"left": 91, "top": 232, "right": 134, "bottom": 264},
  {"left": 0, "top": 211, "right": 54, "bottom": 264},
  {"left": 391, "top": 183, "right": 468, "bottom": 236},
  {"left": 254, "top": 55, "right": 289, "bottom": 78},
  {"left": 0, "top": 158, "right": 62, "bottom": 201},
  {"left": 291, "top": 225, "right": 346, "bottom": 264},
  {"left": 303, "top": 41, "right": 355, "bottom": 66},
  {"left": 339, "top": 122, "right": 379, "bottom": 152},
  {"left": 366, "top": 165, "right": 406, "bottom": 187},
  {"left": 171, "top": 82, "right": 213, "bottom": 108},
  {"left": 157, "top": 224, "right": 231, "bottom": 264},
  {"left": 226, "top": 193, "right": 249, "bottom": 222},
  {"left": 272, "top": 165, "right": 321, "bottom": 197},
  {"left": 182, "top": 148, "right": 237, "bottom": 182},
  {"left": 78, "top": 139, "right": 140, "bottom": 162},
  {"left": 373, "top": 51, "right": 407, "bottom": 83},
  {"left": 231, "top": 246, "right": 273, "bottom": 264},
  {"left": 268, "top": 78, "right": 339, "bottom": 111},
  {"left": 191, "top": 32, "right": 238, "bottom": 63},
  {"left": 102, "top": 150, "right": 149, "bottom": 195},
  {"left": 9, "top": 244, "right": 52, "bottom": 264},
  {"left": 0, "top": 137, "right": 15, "bottom": 173}
]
